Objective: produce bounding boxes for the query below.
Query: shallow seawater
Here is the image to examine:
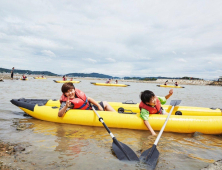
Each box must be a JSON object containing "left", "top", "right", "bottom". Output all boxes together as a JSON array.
[{"left": 0, "top": 78, "right": 222, "bottom": 170}]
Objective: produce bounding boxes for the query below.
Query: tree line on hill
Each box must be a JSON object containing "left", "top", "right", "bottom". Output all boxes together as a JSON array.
[
  {"left": 0, "top": 67, "right": 57, "bottom": 76},
  {"left": 0, "top": 67, "right": 203, "bottom": 80}
]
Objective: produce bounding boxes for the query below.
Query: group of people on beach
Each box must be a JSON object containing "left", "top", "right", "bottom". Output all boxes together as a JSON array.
[
  {"left": 10, "top": 67, "right": 45, "bottom": 80},
  {"left": 11, "top": 67, "right": 26, "bottom": 80},
  {"left": 58, "top": 82, "right": 173, "bottom": 136}
]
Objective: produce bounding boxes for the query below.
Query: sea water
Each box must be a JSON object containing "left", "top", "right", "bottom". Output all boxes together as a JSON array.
[{"left": 0, "top": 78, "right": 222, "bottom": 170}]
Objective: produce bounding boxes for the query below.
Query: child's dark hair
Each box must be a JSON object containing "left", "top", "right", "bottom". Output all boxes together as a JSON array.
[
  {"left": 140, "top": 90, "right": 155, "bottom": 103},
  {"left": 61, "top": 83, "right": 75, "bottom": 93}
]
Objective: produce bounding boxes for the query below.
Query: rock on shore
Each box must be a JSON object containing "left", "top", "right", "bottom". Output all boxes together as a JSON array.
[
  {"left": 0, "top": 140, "right": 26, "bottom": 170},
  {"left": 201, "top": 160, "right": 222, "bottom": 170}
]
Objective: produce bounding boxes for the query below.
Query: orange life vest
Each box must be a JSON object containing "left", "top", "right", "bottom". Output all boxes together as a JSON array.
[
  {"left": 139, "top": 97, "right": 162, "bottom": 114},
  {"left": 60, "top": 88, "right": 91, "bottom": 110}
]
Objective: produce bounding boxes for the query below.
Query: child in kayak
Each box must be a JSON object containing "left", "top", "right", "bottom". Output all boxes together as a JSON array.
[
  {"left": 175, "top": 82, "right": 178, "bottom": 86},
  {"left": 58, "top": 82, "right": 116, "bottom": 117},
  {"left": 139, "top": 89, "right": 173, "bottom": 136},
  {"left": 22, "top": 74, "right": 27, "bottom": 79},
  {"left": 62, "top": 76, "right": 67, "bottom": 81},
  {"left": 105, "top": 79, "right": 111, "bottom": 84}
]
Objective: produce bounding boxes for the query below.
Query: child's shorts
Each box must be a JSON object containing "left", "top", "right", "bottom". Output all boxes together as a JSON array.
[{"left": 92, "top": 101, "right": 105, "bottom": 111}]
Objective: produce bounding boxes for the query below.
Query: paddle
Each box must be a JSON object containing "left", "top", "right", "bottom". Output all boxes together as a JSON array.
[
  {"left": 139, "top": 100, "right": 181, "bottom": 170},
  {"left": 91, "top": 104, "right": 139, "bottom": 161}
]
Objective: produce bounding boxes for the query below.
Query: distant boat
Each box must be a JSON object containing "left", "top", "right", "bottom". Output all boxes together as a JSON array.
[
  {"left": 91, "top": 82, "right": 130, "bottom": 87},
  {"left": 53, "top": 80, "right": 81, "bottom": 83},
  {"left": 157, "top": 85, "right": 185, "bottom": 88}
]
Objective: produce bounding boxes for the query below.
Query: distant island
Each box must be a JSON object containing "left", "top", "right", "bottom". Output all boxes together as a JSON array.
[
  {"left": 0, "top": 67, "right": 58, "bottom": 76},
  {"left": 0, "top": 67, "right": 203, "bottom": 80}
]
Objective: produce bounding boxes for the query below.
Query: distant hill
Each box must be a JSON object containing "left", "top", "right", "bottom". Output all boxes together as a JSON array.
[
  {"left": 66, "top": 72, "right": 119, "bottom": 79},
  {"left": 0, "top": 67, "right": 58, "bottom": 76},
  {"left": 0, "top": 67, "right": 203, "bottom": 80},
  {"left": 0, "top": 67, "right": 119, "bottom": 78}
]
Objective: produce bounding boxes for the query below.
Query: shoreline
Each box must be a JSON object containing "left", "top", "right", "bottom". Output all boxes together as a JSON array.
[{"left": 1, "top": 73, "right": 221, "bottom": 86}]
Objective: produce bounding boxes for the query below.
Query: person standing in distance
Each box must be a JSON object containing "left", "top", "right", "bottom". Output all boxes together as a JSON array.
[{"left": 11, "top": 67, "right": 14, "bottom": 80}]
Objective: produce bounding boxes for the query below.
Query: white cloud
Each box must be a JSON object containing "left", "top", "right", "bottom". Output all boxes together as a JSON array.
[
  {"left": 138, "top": 56, "right": 151, "bottom": 60},
  {"left": 83, "top": 58, "right": 97, "bottom": 63},
  {"left": 41, "top": 50, "right": 56, "bottom": 58},
  {"left": 177, "top": 58, "right": 187, "bottom": 62},
  {"left": 0, "top": 0, "right": 222, "bottom": 79},
  {"left": 106, "top": 58, "right": 116, "bottom": 62}
]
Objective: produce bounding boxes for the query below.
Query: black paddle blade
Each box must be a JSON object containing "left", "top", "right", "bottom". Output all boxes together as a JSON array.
[
  {"left": 140, "top": 145, "right": 159, "bottom": 170},
  {"left": 112, "top": 139, "right": 139, "bottom": 161},
  {"left": 170, "top": 100, "right": 181, "bottom": 106}
]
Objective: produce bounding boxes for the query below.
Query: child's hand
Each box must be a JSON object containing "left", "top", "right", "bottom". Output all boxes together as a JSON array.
[
  {"left": 66, "top": 97, "right": 71, "bottom": 108},
  {"left": 169, "top": 89, "right": 173, "bottom": 95}
]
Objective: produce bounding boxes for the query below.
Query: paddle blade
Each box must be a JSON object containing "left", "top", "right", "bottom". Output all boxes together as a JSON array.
[
  {"left": 112, "top": 140, "right": 139, "bottom": 161},
  {"left": 140, "top": 145, "right": 159, "bottom": 170},
  {"left": 170, "top": 100, "right": 181, "bottom": 106}
]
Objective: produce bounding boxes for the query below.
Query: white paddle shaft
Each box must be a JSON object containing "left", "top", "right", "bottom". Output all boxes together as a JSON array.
[
  {"left": 92, "top": 106, "right": 115, "bottom": 138},
  {"left": 154, "top": 105, "right": 175, "bottom": 145}
]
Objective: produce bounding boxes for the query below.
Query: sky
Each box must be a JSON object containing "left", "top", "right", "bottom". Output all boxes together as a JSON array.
[{"left": 0, "top": 0, "right": 222, "bottom": 79}]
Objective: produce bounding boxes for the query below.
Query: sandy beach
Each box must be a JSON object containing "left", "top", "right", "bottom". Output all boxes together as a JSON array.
[{"left": 1, "top": 73, "right": 221, "bottom": 86}]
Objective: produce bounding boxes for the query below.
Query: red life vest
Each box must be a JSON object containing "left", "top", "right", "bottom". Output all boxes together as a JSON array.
[
  {"left": 60, "top": 88, "right": 91, "bottom": 110},
  {"left": 139, "top": 97, "right": 162, "bottom": 114}
]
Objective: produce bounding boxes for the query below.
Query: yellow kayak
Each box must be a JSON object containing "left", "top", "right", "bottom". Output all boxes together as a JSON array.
[
  {"left": 157, "top": 85, "right": 185, "bottom": 88},
  {"left": 44, "top": 100, "right": 222, "bottom": 116},
  {"left": 20, "top": 78, "right": 28, "bottom": 81},
  {"left": 11, "top": 99, "right": 222, "bottom": 134},
  {"left": 53, "top": 80, "right": 81, "bottom": 83},
  {"left": 33, "top": 77, "right": 46, "bottom": 79},
  {"left": 91, "top": 82, "right": 130, "bottom": 87}
]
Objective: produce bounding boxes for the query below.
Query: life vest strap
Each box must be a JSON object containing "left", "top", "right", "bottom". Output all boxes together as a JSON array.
[{"left": 78, "top": 98, "right": 90, "bottom": 110}]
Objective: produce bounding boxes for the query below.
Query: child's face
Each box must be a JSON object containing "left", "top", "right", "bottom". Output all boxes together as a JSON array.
[
  {"left": 146, "top": 96, "right": 156, "bottom": 106},
  {"left": 64, "top": 89, "right": 75, "bottom": 99}
]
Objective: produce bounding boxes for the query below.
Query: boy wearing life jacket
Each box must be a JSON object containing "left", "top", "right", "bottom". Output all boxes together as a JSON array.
[
  {"left": 58, "top": 83, "right": 116, "bottom": 117},
  {"left": 139, "top": 89, "right": 173, "bottom": 136}
]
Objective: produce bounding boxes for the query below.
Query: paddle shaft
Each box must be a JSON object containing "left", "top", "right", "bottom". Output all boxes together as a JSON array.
[
  {"left": 154, "top": 105, "right": 175, "bottom": 145},
  {"left": 91, "top": 106, "right": 132, "bottom": 161},
  {"left": 91, "top": 106, "right": 115, "bottom": 138}
]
